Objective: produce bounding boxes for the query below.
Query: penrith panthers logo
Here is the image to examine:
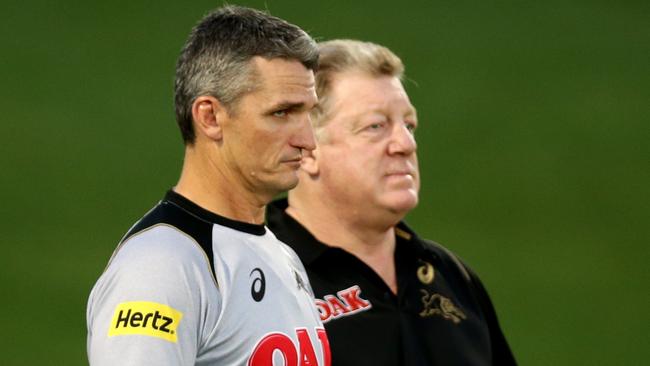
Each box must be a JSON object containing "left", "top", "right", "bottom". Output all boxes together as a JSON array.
[
  {"left": 315, "top": 285, "right": 372, "bottom": 323},
  {"left": 419, "top": 289, "right": 466, "bottom": 324}
]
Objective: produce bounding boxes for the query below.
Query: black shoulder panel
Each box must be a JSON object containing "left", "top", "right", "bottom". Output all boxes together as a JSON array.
[{"left": 121, "top": 200, "right": 216, "bottom": 280}]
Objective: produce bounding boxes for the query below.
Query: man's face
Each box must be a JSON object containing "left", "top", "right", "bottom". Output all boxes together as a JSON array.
[
  {"left": 316, "top": 72, "right": 419, "bottom": 219},
  {"left": 221, "top": 57, "right": 317, "bottom": 199}
]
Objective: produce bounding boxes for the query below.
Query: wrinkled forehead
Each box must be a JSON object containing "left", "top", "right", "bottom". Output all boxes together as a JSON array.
[
  {"left": 239, "top": 57, "right": 317, "bottom": 111},
  {"left": 252, "top": 57, "right": 315, "bottom": 89},
  {"left": 328, "top": 72, "right": 416, "bottom": 120}
]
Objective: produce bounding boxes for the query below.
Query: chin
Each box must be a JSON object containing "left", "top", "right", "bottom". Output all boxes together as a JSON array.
[
  {"left": 271, "top": 174, "right": 300, "bottom": 193},
  {"left": 382, "top": 194, "right": 418, "bottom": 215}
]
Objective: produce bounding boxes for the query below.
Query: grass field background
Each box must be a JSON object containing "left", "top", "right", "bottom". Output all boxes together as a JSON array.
[{"left": 1, "top": 0, "right": 648, "bottom": 364}]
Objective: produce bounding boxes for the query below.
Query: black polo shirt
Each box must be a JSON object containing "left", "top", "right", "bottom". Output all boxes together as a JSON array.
[{"left": 267, "top": 199, "right": 516, "bottom": 366}]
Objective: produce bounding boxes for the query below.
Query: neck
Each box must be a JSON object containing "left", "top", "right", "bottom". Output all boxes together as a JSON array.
[
  {"left": 287, "top": 188, "right": 401, "bottom": 294},
  {"left": 175, "top": 146, "right": 267, "bottom": 225}
]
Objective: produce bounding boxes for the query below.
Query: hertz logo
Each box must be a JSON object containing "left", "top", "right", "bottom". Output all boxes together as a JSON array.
[{"left": 108, "top": 301, "right": 183, "bottom": 343}]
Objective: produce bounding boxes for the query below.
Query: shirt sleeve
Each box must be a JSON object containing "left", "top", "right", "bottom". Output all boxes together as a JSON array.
[
  {"left": 425, "top": 237, "right": 517, "bottom": 365},
  {"left": 464, "top": 264, "right": 518, "bottom": 365},
  {"left": 86, "top": 225, "right": 220, "bottom": 366}
]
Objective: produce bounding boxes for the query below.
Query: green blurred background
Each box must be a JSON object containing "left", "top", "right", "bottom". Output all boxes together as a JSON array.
[{"left": 1, "top": 0, "right": 648, "bottom": 364}]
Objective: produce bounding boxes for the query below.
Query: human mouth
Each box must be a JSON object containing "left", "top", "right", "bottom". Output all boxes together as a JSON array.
[
  {"left": 385, "top": 162, "right": 416, "bottom": 177},
  {"left": 386, "top": 170, "right": 414, "bottom": 177},
  {"left": 385, "top": 169, "right": 416, "bottom": 187},
  {"left": 282, "top": 157, "right": 302, "bottom": 168}
]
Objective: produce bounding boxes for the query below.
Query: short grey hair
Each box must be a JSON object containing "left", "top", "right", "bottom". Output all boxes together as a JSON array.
[{"left": 174, "top": 5, "right": 319, "bottom": 145}]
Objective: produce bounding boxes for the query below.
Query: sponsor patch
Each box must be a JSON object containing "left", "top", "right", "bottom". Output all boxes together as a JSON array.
[
  {"left": 315, "top": 285, "right": 372, "bottom": 323},
  {"left": 108, "top": 301, "right": 183, "bottom": 342}
]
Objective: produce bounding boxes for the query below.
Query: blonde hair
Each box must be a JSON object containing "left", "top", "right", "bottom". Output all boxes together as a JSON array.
[{"left": 312, "top": 39, "right": 405, "bottom": 131}]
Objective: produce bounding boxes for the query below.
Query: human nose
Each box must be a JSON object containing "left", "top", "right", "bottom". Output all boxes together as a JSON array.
[
  {"left": 387, "top": 123, "right": 417, "bottom": 155},
  {"left": 291, "top": 113, "right": 317, "bottom": 152}
]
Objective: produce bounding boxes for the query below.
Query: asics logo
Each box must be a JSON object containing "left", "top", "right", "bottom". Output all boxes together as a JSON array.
[{"left": 250, "top": 268, "right": 266, "bottom": 302}]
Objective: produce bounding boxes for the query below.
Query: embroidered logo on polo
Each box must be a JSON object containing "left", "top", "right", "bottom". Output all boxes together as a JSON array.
[
  {"left": 108, "top": 301, "right": 183, "bottom": 342},
  {"left": 315, "top": 285, "right": 372, "bottom": 323},
  {"left": 417, "top": 260, "right": 435, "bottom": 284},
  {"left": 419, "top": 289, "right": 466, "bottom": 324}
]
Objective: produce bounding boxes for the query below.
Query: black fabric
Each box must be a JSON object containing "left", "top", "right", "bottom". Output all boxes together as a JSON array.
[
  {"left": 120, "top": 190, "right": 267, "bottom": 280},
  {"left": 267, "top": 198, "right": 517, "bottom": 366},
  {"left": 164, "top": 190, "right": 266, "bottom": 235}
]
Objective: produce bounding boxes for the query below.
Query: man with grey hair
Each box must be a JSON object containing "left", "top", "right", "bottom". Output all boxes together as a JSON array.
[
  {"left": 267, "top": 39, "right": 516, "bottom": 365},
  {"left": 87, "top": 6, "right": 330, "bottom": 365}
]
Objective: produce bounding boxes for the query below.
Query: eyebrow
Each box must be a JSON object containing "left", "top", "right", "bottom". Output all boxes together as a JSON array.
[
  {"left": 352, "top": 106, "right": 418, "bottom": 125},
  {"left": 269, "top": 100, "right": 314, "bottom": 113}
]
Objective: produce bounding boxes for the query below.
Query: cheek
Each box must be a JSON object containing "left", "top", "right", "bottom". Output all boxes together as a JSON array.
[
  {"left": 246, "top": 130, "right": 282, "bottom": 159},
  {"left": 319, "top": 143, "right": 378, "bottom": 178},
  {"left": 412, "top": 158, "right": 421, "bottom": 188},
  {"left": 323, "top": 157, "right": 372, "bottom": 191}
]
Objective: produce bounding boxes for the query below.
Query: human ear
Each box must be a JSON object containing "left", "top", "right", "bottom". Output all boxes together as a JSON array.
[
  {"left": 191, "top": 96, "right": 226, "bottom": 141},
  {"left": 300, "top": 148, "right": 319, "bottom": 176}
]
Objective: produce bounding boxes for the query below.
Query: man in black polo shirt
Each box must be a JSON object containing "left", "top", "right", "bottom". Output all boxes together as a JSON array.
[{"left": 267, "top": 39, "right": 516, "bottom": 365}]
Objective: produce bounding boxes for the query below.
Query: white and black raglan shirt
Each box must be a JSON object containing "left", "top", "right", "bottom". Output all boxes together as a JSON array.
[{"left": 87, "top": 190, "right": 331, "bottom": 366}]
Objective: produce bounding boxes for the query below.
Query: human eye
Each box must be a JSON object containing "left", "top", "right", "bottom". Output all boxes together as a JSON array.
[
  {"left": 405, "top": 121, "right": 417, "bottom": 133},
  {"left": 272, "top": 109, "right": 288, "bottom": 118},
  {"left": 364, "top": 120, "right": 387, "bottom": 131}
]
